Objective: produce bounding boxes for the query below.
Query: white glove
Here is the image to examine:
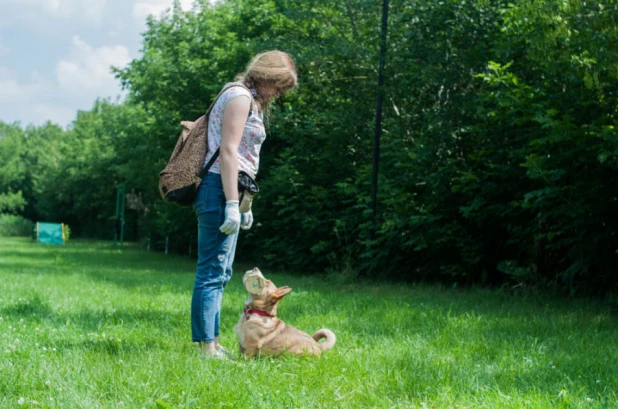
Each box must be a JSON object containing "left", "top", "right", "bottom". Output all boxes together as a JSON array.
[
  {"left": 219, "top": 200, "right": 240, "bottom": 235},
  {"left": 240, "top": 210, "right": 254, "bottom": 230}
]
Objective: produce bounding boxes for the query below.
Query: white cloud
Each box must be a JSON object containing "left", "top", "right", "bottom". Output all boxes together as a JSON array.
[
  {"left": 107, "top": 18, "right": 126, "bottom": 38},
  {"left": 0, "top": 38, "right": 9, "bottom": 56},
  {"left": 0, "top": 67, "right": 75, "bottom": 126},
  {"left": 56, "top": 35, "right": 131, "bottom": 97},
  {"left": 2, "top": 0, "right": 108, "bottom": 23},
  {"left": 0, "top": 0, "right": 217, "bottom": 127},
  {"left": 0, "top": 68, "right": 47, "bottom": 104},
  {"left": 133, "top": 0, "right": 196, "bottom": 20},
  {"left": 0, "top": 36, "right": 131, "bottom": 127}
]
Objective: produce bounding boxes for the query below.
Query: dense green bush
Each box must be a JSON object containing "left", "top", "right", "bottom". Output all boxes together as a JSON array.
[{"left": 0, "top": 214, "right": 33, "bottom": 237}]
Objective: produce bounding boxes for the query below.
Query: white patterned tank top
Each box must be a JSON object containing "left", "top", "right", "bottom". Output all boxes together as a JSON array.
[{"left": 203, "top": 83, "right": 265, "bottom": 178}]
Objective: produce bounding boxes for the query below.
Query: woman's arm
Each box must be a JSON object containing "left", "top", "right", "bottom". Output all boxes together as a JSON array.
[{"left": 220, "top": 95, "right": 251, "bottom": 201}]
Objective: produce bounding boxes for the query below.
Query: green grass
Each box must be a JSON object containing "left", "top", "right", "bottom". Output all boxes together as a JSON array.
[{"left": 0, "top": 236, "right": 617, "bottom": 408}]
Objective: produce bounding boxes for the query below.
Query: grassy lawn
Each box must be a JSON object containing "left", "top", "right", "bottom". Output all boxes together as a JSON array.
[{"left": 0, "top": 236, "right": 617, "bottom": 408}]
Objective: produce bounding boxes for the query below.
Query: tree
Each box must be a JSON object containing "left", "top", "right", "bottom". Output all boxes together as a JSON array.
[{"left": 0, "top": 122, "right": 27, "bottom": 214}]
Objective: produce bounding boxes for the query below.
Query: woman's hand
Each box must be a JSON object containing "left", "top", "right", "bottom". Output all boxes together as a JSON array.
[
  {"left": 240, "top": 210, "right": 253, "bottom": 230},
  {"left": 220, "top": 200, "right": 240, "bottom": 235}
]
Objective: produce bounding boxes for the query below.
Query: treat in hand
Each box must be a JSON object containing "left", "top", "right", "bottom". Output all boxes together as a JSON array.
[{"left": 243, "top": 267, "right": 265, "bottom": 294}]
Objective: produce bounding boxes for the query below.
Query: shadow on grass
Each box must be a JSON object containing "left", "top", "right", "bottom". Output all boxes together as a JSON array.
[
  {"left": 0, "top": 262, "right": 195, "bottom": 296},
  {"left": 52, "top": 337, "right": 171, "bottom": 355},
  {"left": 1, "top": 295, "right": 54, "bottom": 317},
  {"left": 3, "top": 301, "right": 190, "bottom": 355},
  {"left": 2, "top": 238, "right": 196, "bottom": 292},
  {"left": 3, "top": 299, "right": 187, "bottom": 331},
  {"left": 3, "top": 242, "right": 192, "bottom": 272}
]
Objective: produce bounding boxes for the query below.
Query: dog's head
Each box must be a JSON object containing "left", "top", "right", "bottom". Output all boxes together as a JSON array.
[{"left": 242, "top": 267, "right": 292, "bottom": 316}]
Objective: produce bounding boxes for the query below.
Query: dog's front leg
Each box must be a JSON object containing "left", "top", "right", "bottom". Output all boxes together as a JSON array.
[{"left": 244, "top": 347, "right": 260, "bottom": 359}]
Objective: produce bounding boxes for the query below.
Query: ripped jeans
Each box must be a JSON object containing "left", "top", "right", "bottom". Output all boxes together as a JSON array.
[{"left": 191, "top": 172, "right": 239, "bottom": 343}]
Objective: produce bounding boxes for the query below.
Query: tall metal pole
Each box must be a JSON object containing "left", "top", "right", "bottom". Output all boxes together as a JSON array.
[
  {"left": 119, "top": 183, "right": 125, "bottom": 248},
  {"left": 370, "top": 0, "right": 389, "bottom": 241},
  {"left": 114, "top": 188, "right": 119, "bottom": 246},
  {"left": 115, "top": 183, "right": 126, "bottom": 248}
]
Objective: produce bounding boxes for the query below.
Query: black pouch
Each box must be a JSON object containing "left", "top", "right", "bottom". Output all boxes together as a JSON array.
[{"left": 238, "top": 170, "right": 259, "bottom": 213}]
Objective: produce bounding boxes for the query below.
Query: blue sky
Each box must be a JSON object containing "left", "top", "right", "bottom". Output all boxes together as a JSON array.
[{"left": 0, "top": 0, "right": 201, "bottom": 128}]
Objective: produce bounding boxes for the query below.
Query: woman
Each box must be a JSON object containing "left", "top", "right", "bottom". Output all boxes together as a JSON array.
[{"left": 191, "top": 50, "right": 298, "bottom": 357}]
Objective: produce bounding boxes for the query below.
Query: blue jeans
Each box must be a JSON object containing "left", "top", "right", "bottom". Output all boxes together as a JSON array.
[{"left": 191, "top": 172, "right": 239, "bottom": 343}]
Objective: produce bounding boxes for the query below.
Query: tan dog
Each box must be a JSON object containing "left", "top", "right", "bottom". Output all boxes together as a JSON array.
[{"left": 234, "top": 268, "right": 336, "bottom": 358}]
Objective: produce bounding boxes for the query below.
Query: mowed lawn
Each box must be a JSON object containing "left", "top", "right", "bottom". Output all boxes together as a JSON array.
[{"left": 0, "top": 237, "right": 617, "bottom": 408}]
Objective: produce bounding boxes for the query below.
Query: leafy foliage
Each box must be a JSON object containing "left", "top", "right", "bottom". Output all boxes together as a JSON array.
[
  {"left": 0, "top": 214, "right": 32, "bottom": 237},
  {"left": 1, "top": 0, "right": 617, "bottom": 293}
]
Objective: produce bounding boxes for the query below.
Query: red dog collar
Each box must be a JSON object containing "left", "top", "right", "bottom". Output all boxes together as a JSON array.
[{"left": 244, "top": 306, "right": 274, "bottom": 318}]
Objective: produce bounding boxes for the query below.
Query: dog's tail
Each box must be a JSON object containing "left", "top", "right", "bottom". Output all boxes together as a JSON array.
[{"left": 312, "top": 329, "right": 336, "bottom": 351}]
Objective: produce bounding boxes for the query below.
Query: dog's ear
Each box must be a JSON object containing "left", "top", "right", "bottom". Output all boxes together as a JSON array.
[{"left": 270, "top": 286, "right": 292, "bottom": 300}]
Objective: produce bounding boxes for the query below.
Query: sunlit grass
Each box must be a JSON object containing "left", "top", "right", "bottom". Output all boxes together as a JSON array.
[{"left": 0, "top": 236, "right": 616, "bottom": 408}]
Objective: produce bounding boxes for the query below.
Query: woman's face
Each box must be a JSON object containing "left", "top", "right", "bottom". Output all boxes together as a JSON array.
[{"left": 256, "top": 83, "right": 282, "bottom": 101}]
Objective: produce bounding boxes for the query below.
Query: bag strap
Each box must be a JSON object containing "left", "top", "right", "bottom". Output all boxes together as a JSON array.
[
  {"left": 198, "top": 82, "right": 253, "bottom": 179},
  {"left": 200, "top": 147, "right": 220, "bottom": 178}
]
